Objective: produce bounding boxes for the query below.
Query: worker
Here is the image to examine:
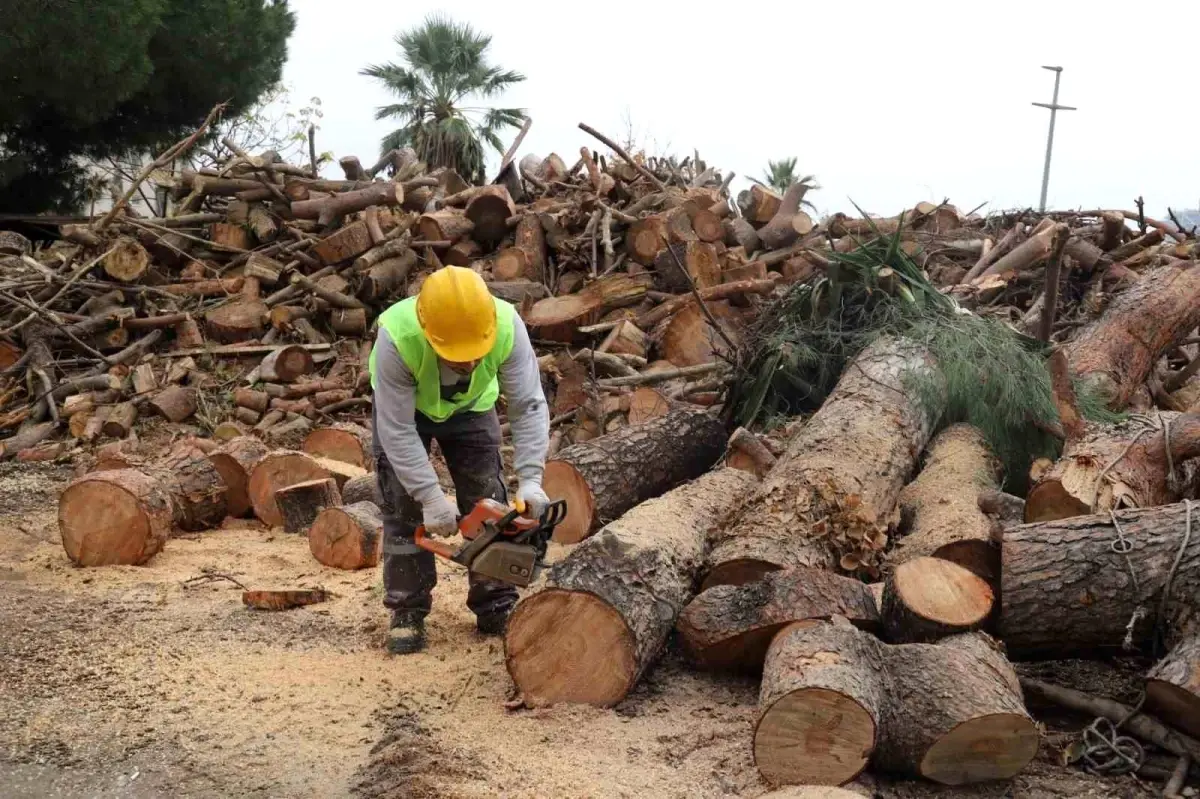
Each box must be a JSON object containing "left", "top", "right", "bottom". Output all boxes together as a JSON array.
[{"left": 369, "top": 266, "right": 550, "bottom": 654}]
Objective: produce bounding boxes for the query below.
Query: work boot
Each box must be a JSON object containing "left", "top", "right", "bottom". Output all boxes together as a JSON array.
[
  {"left": 386, "top": 613, "right": 426, "bottom": 654},
  {"left": 475, "top": 607, "right": 511, "bottom": 636}
]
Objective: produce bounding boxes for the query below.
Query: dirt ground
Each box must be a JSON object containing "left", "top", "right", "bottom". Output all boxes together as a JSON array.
[{"left": 0, "top": 460, "right": 1177, "bottom": 799}]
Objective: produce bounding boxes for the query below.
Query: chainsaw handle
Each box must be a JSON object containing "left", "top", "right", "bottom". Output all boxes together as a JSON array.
[{"left": 413, "top": 524, "right": 458, "bottom": 559}]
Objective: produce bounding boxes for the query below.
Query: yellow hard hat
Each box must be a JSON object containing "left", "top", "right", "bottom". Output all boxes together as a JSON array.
[{"left": 416, "top": 266, "right": 496, "bottom": 362}]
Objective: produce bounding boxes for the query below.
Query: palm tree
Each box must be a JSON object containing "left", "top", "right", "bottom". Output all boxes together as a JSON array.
[
  {"left": 362, "top": 14, "right": 526, "bottom": 184},
  {"left": 756, "top": 157, "right": 819, "bottom": 207}
]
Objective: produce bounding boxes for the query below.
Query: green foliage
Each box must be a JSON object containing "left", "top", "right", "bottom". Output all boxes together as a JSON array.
[
  {"left": 362, "top": 13, "right": 527, "bottom": 184},
  {"left": 0, "top": 0, "right": 295, "bottom": 212},
  {"left": 728, "top": 215, "right": 1120, "bottom": 487},
  {"left": 757, "top": 157, "right": 819, "bottom": 199}
]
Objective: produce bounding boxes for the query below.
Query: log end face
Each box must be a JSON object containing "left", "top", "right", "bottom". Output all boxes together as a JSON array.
[
  {"left": 59, "top": 472, "right": 160, "bottom": 566},
  {"left": 1024, "top": 480, "right": 1091, "bottom": 523},
  {"left": 309, "top": 504, "right": 382, "bottom": 570},
  {"left": 1144, "top": 679, "right": 1200, "bottom": 739},
  {"left": 207, "top": 453, "right": 251, "bottom": 518},
  {"left": 543, "top": 460, "right": 595, "bottom": 544},
  {"left": 754, "top": 687, "right": 875, "bottom": 786},
  {"left": 504, "top": 589, "right": 635, "bottom": 708},
  {"left": 918, "top": 713, "right": 1039, "bottom": 785},
  {"left": 700, "top": 560, "right": 782, "bottom": 592},
  {"left": 890, "top": 557, "right": 994, "bottom": 634}
]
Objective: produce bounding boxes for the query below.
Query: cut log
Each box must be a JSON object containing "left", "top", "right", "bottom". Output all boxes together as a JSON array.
[
  {"left": 524, "top": 274, "right": 649, "bottom": 343},
  {"left": 887, "top": 424, "right": 1001, "bottom": 582},
  {"left": 59, "top": 469, "right": 177, "bottom": 566},
  {"left": 207, "top": 436, "right": 271, "bottom": 518},
  {"left": 301, "top": 424, "right": 371, "bottom": 470},
  {"left": 626, "top": 386, "right": 670, "bottom": 425},
  {"left": 162, "top": 277, "right": 244, "bottom": 298},
  {"left": 131, "top": 363, "right": 157, "bottom": 396},
  {"left": 234, "top": 407, "right": 261, "bottom": 426},
  {"left": 234, "top": 387, "right": 269, "bottom": 413},
  {"left": 493, "top": 214, "right": 546, "bottom": 281},
  {"left": 758, "top": 183, "right": 814, "bottom": 251},
  {"left": 738, "top": 185, "right": 783, "bottom": 225},
  {"left": 101, "top": 402, "right": 138, "bottom": 438},
  {"left": 655, "top": 300, "right": 740, "bottom": 367},
  {"left": 417, "top": 209, "right": 473, "bottom": 243},
  {"left": 506, "top": 468, "right": 755, "bottom": 708},
  {"left": 1146, "top": 627, "right": 1200, "bottom": 738},
  {"left": 340, "top": 473, "right": 381, "bottom": 506},
  {"left": 247, "top": 450, "right": 332, "bottom": 528},
  {"left": 1000, "top": 501, "right": 1200, "bottom": 658},
  {"left": 205, "top": 279, "right": 266, "bottom": 343},
  {"left": 243, "top": 252, "right": 285, "bottom": 285},
  {"left": 443, "top": 237, "right": 480, "bottom": 267},
  {"left": 308, "top": 501, "right": 382, "bottom": 570},
  {"left": 725, "top": 217, "right": 761, "bottom": 254},
  {"left": 259, "top": 345, "right": 315, "bottom": 383},
  {"left": 152, "top": 444, "right": 227, "bottom": 531},
  {"left": 653, "top": 241, "right": 721, "bottom": 292},
  {"left": 307, "top": 455, "right": 366, "bottom": 489},
  {"left": 242, "top": 588, "right": 329, "bottom": 610},
  {"left": 274, "top": 477, "right": 341, "bottom": 535},
  {"left": 209, "top": 222, "right": 252, "bottom": 250},
  {"left": 247, "top": 203, "right": 277, "bottom": 243},
  {"left": 174, "top": 316, "right": 205, "bottom": 349},
  {"left": 873, "top": 633, "right": 1038, "bottom": 784},
  {"left": 759, "top": 789, "right": 861, "bottom": 799},
  {"left": 725, "top": 426, "right": 777, "bottom": 478},
  {"left": 880, "top": 557, "right": 994, "bottom": 643},
  {"left": 974, "top": 221, "right": 1056, "bottom": 282},
  {"left": 1068, "top": 262, "right": 1200, "bottom": 409},
  {"left": 291, "top": 182, "right": 402, "bottom": 226},
  {"left": 148, "top": 385, "right": 197, "bottom": 423},
  {"left": 1025, "top": 412, "right": 1200, "bottom": 522},
  {"left": 357, "top": 251, "right": 417, "bottom": 303},
  {"left": 311, "top": 220, "right": 373, "bottom": 265},
  {"left": 103, "top": 237, "right": 151, "bottom": 282},
  {"left": 755, "top": 619, "right": 884, "bottom": 786},
  {"left": 598, "top": 320, "right": 647, "bottom": 359},
  {"left": 330, "top": 307, "right": 368, "bottom": 336},
  {"left": 677, "top": 566, "right": 880, "bottom": 672},
  {"left": 705, "top": 338, "right": 942, "bottom": 587},
  {"left": 465, "top": 185, "right": 516, "bottom": 246},
  {"left": 542, "top": 408, "right": 726, "bottom": 543}
]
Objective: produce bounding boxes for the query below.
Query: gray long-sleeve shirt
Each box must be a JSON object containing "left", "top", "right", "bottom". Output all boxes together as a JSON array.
[{"left": 372, "top": 312, "right": 549, "bottom": 508}]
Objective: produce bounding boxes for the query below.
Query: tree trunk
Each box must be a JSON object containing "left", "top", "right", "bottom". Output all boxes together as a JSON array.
[
  {"left": 301, "top": 423, "right": 371, "bottom": 470},
  {"left": 542, "top": 407, "right": 727, "bottom": 543},
  {"left": 340, "top": 473, "right": 381, "bottom": 506},
  {"left": 524, "top": 274, "right": 650, "bottom": 343},
  {"left": 59, "top": 469, "right": 177, "bottom": 566},
  {"left": 311, "top": 220, "right": 373, "bottom": 265},
  {"left": 880, "top": 557, "right": 994, "bottom": 643},
  {"left": 1146, "top": 627, "right": 1200, "bottom": 738},
  {"left": 506, "top": 468, "right": 754, "bottom": 708},
  {"left": 331, "top": 307, "right": 368, "bottom": 335},
  {"left": 103, "top": 237, "right": 150, "bottom": 282},
  {"left": 755, "top": 619, "right": 885, "bottom": 786},
  {"left": 1025, "top": 412, "right": 1200, "bottom": 522},
  {"left": 291, "top": 183, "right": 402, "bottom": 226},
  {"left": 705, "top": 337, "right": 942, "bottom": 587},
  {"left": 886, "top": 424, "right": 1001, "bottom": 582},
  {"left": 207, "top": 435, "right": 270, "bottom": 517},
  {"left": 150, "top": 444, "right": 227, "bottom": 531},
  {"left": 465, "top": 185, "right": 516, "bottom": 246},
  {"left": 148, "top": 385, "right": 197, "bottom": 423},
  {"left": 873, "top": 633, "right": 1038, "bottom": 785},
  {"left": 653, "top": 241, "right": 721, "bottom": 292},
  {"left": 357, "top": 251, "right": 417, "bottom": 303},
  {"left": 724, "top": 217, "right": 761, "bottom": 255},
  {"left": 1068, "top": 262, "right": 1200, "bottom": 409},
  {"left": 493, "top": 214, "right": 546, "bottom": 282},
  {"left": 677, "top": 566, "right": 879, "bottom": 672},
  {"left": 999, "top": 501, "right": 1200, "bottom": 658},
  {"left": 309, "top": 501, "right": 382, "bottom": 570},
  {"left": 738, "top": 185, "right": 782, "bottom": 225},
  {"left": 626, "top": 214, "right": 668, "bottom": 266},
  {"left": 417, "top": 209, "right": 473, "bottom": 243},
  {"left": 247, "top": 450, "right": 332, "bottom": 528},
  {"left": 654, "top": 300, "right": 740, "bottom": 366},
  {"left": 274, "top": 477, "right": 341, "bottom": 535},
  {"left": 259, "top": 345, "right": 315, "bottom": 383},
  {"left": 101, "top": 402, "right": 138, "bottom": 438},
  {"left": 758, "top": 183, "right": 813, "bottom": 251}
]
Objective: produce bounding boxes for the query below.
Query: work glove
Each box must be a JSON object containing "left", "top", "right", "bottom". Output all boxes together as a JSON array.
[
  {"left": 421, "top": 495, "right": 459, "bottom": 537},
  {"left": 515, "top": 480, "right": 551, "bottom": 519}
]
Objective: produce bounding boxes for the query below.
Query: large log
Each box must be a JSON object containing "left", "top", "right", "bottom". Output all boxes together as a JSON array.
[
  {"left": 59, "top": 469, "right": 177, "bottom": 566},
  {"left": 1025, "top": 412, "right": 1200, "bottom": 522},
  {"left": 340, "top": 473, "right": 381, "bottom": 506},
  {"left": 880, "top": 557, "right": 994, "bottom": 643},
  {"left": 757, "top": 182, "right": 814, "bottom": 251},
  {"left": 301, "top": 423, "right": 371, "bottom": 470},
  {"left": 542, "top": 408, "right": 727, "bottom": 543},
  {"left": 152, "top": 444, "right": 228, "bottom": 531},
  {"left": 1000, "top": 501, "right": 1200, "bottom": 658},
  {"left": 465, "top": 185, "right": 516, "bottom": 246},
  {"left": 259, "top": 345, "right": 314, "bottom": 383},
  {"left": 655, "top": 301, "right": 741, "bottom": 367},
  {"left": 524, "top": 274, "right": 650, "bottom": 343},
  {"left": 755, "top": 619, "right": 885, "bottom": 786},
  {"left": 738, "top": 185, "right": 782, "bottom": 225},
  {"left": 1068, "top": 261, "right": 1200, "bottom": 409},
  {"left": 206, "top": 436, "right": 269, "bottom": 518},
  {"left": 311, "top": 220, "right": 373, "bottom": 265},
  {"left": 653, "top": 241, "right": 722, "bottom": 292},
  {"left": 1146, "top": 627, "right": 1200, "bottom": 738},
  {"left": 274, "top": 477, "right": 340, "bottom": 535},
  {"left": 873, "top": 633, "right": 1039, "bottom": 785},
  {"left": 676, "top": 566, "right": 880, "bottom": 672},
  {"left": 247, "top": 450, "right": 333, "bottom": 527},
  {"left": 493, "top": 214, "right": 546, "bottom": 282},
  {"left": 308, "top": 501, "right": 382, "bottom": 570},
  {"left": 705, "top": 338, "right": 942, "bottom": 587},
  {"left": 205, "top": 279, "right": 266, "bottom": 343},
  {"left": 505, "top": 468, "right": 755, "bottom": 707},
  {"left": 417, "top": 209, "right": 473, "bottom": 243},
  {"left": 148, "top": 385, "right": 197, "bottom": 423}
]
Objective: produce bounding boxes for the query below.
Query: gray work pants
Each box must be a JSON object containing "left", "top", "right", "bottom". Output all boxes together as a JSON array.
[{"left": 373, "top": 406, "right": 517, "bottom": 623}]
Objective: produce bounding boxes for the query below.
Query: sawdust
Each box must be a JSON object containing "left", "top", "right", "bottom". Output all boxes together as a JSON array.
[{"left": 0, "top": 464, "right": 1169, "bottom": 798}]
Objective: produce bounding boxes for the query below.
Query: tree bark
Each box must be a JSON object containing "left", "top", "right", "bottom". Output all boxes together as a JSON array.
[
  {"left": 59, "top": 468, "right": 177, "bottom": 566},
  {"left": 1068, "top": 262, "right": 1200, "bottom": 409},
  {"left": 259, "top": 345, "right": 315, "bottom": 383},
  {"left": 290, "top": 182, "right": 402, "bottom": 226},
  {"left": 755, "top": 619, "right": 885, "bottom": 786},
  {"left": 148, "top": 385, "right": 197, "bottom": 422},
  {"left": 417, "top": 209, "right": 473, "bottom": 243},
  {"left": 246, "top": 450, "right": 332, "bottom": 528},
  {"left": 880, "top": 557, "right": 994, "bottom": 643},
  {"left": 311, "top": 220, "right": 373, "bottom": 265},
  {"left": 724, "top": 217, "right": 761, "bottom": 255},
  {"left": 101, "top": 402, "right": 138, "bottom": 438},
  {"left": 340, "top": 473, "right": 381, "bottom": 506},
  {"left": 653, "top": 241, "right": 721, "bottom": 292},
  {"left": 1000, "top": 501, "right": 1200, "bottom": 658},
  {"left": 308, "top": 501, "right": 382, "bottom": 570},
  {"left": 274, "top": 477, "right": 340, "bottom": 535},
  {"left": 1146, "top": 627, "right": 1200, "bottom": 738},
  {"left": 705, "top": 338, "right": 942, "bottom": 587},
  {"left": 149, "top": 444, "right": 227, "bottom": 531},
  {"left": 301, "top": 423, "right": 371, "bottom": 470},
  {"left": 506, "top": 468, "right": 754, "bottom": 708},
  {"left": 206, "top": 435, "right": 270, "bottom": 518},
  {"left": 357, "top": 251, "right": 417, "bottom": 303},
  {"left": 677, "top": 566, "right": 879, "bottom": 672},
  {"left": 542, "top": 407, "right": 727, "bottom": 543},
  {"left": 493, "top": 214, "right": 546, "bottom": 282}
]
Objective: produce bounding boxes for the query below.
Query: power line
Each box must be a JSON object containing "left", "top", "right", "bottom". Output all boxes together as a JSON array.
[{"left": 1032, "top": 66, "right": 1077, "bottom": 212}]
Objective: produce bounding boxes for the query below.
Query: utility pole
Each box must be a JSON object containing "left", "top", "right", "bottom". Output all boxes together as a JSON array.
[{"left": 1032, "top": 66, "right": 1076, "bottom": 212}]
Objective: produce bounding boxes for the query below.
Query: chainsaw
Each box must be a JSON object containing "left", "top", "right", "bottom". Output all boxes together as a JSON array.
[{"left": 414, "top": 497, "right": 567, "bottom": 587}]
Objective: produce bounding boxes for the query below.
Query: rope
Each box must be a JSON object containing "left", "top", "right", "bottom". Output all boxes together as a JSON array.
[
  {"left": 1078, "top": 694, "right": 1147, "bottom": 776},
  {"left": 1155, "top": 499, "right": 1194, "bottom": 656},
  {"left": 1109, "top": 510, "right": 1146, "bottom": 651}
]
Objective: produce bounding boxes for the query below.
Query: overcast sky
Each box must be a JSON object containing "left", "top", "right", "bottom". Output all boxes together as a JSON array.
[{"left": 281, "top": 0, "right": 1200, "bottom": 218}]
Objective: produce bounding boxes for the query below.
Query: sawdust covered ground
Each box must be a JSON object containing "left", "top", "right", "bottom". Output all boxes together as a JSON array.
[{"left": 0, "top": 462, "right": 1166, "bottom": 799}]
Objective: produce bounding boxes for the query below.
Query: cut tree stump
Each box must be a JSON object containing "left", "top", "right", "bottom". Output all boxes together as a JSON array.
[
  {"left": 1025, "top": 412, "right": 1200, "bottom": 522},
  {"left": 275, "top": 477, "right": 341, "bottom": 535},
  {"left": 1146, "top": 627, "right": 1200, "bottom": 738},
  {"left": 340, "top": 474, "right": 381, "bottom": 506},
  {"left": 677, "top": 566, "right": 880, "bottom": 672},
  {"left": 1068, "top": 261, "right": 1200, "bottom": 409},
  {"left": 151, "top": 444, "right": 228, "bottom": 531},
  {"left": 206, "top": 436, "right": 269, "bottom": 518},
  {"left": 755, "top": 619, "right": 885, "bottom": 786},
  {"left": 886, "top": 424, "right": 1001, "bottom": 583},
  {"left": 506, "top": 468, "right": 756, "bottom": 707},
  {"left": 103, "top": 237, "right": 151, "bottom": 282},
  {"left": 705, "top": 337, "right": 942, "bottom": 587},
  {"left": 247, "top": 450, "right": 333, "bottom": 528},
  {"left": 308, "top": 501, "right": 382, "bottom": 570},
  {"left": 259, "top": 345, "right": 314, "bottom": 383},
  {"left": 59, "top": 469, "right": 177, "bottom": 566},
  {"left": 1000, "top": 501, "right": 1200, "bottom": 658},
  {"left": 873, "top": 633, "right": 1039, "bottom": 785},
  {"left": 880, "top": 557, "right": 994, "bottom": 643},
  {"left": 148, "top": 385, "right": 197, "bottom": 422},
  {"left": 301, "top": 424, "right": 371, "bottom": 470},
  {"left": 541, "top": 407, "right": 726, "bottom": 543}
]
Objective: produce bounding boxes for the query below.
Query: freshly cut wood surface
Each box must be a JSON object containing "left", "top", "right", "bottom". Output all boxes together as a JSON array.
[
  {"left": 506, "top": 468, "right": 755, "bottom": 707},
  {"left": 880, "top": 557, "right": 994, "bottom": 643},
  {"left": 626, "top": 386, "right": 670, "bottom": 425},
  {"left": 148, "top": 385, "right": 197, "bottom": 423},
  {"left": 677, "top": 566, "right": 879, "bottom": 672},
  {"left": 242, "top": 588, "right": 330, "bottom": 611},
  {"left": 247, "top": 451, "right": 333, "bottom": 528},
  {"left": 524, "top": 274, "right": 649, "bottom": 342},
  {"left": 308, "top": 501, "right": 382, "bottom": 570},
  {"left": 207, "top": 436, "right": 269, "bottom": 518},
  {"left": 59, "top": 469, "right": 177, "bottom": 566},
  {"left": 259, "top": 345, "right": 314, "bottom": 383},
  {"left": 301, "top": 424, "right": 371, "bottom": 470},
  {"left": 275, "top": 477, "right": 340, "bottom": 535}
]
